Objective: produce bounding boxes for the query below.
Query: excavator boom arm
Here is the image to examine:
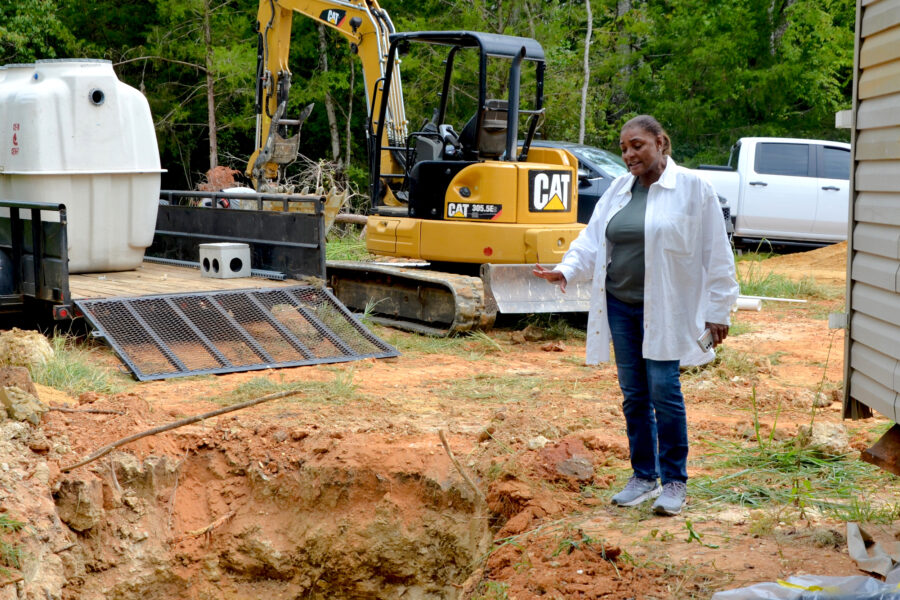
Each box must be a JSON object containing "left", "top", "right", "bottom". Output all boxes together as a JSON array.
[{"left": 248, "top": 0, "right": 407, "bottom": 187}]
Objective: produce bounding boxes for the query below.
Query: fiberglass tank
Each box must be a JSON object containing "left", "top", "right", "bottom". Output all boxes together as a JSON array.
[{"left": 0, "top": 59, "right": 163, "bottom": 273}]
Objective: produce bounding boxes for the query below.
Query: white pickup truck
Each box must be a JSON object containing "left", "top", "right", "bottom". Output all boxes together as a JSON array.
[{"left": 695, "top": 137, "right": 851, "bottom": 247}]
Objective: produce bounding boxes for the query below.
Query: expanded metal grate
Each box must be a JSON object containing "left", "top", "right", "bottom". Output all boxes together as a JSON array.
[{"left": 75, "top": 287, "right": 399, "bottom": 381}]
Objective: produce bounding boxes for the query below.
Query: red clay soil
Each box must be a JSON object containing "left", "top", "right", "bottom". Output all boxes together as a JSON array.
[{"left": 6, "top": 244, "right": 899, "bottom": 600}]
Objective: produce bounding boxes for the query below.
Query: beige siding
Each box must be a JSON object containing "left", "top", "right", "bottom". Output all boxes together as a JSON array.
[
  {"left": 856, "top": 161, "right": 900, "bottom": 192},
  {"left": 856, "top": 127, "right": 900, "bottom": 159},
  {"left": 859, "top": 60, "right": 900, "bottom": 98},
  {"left": 860, "top": 24, "right": 900, "bottom": 68},
  {"left": 861, "top": 0, "right": 900, "bottom": 37},
  {"left": 856, "top": 192, "right": 900, "bottom": 226},
  {"left": 856, "top": 93, "right": 900, "bottom": 128},
  {"left": 850, "top": 252, "right": 899, "bottom": 291},
  {"left": 853, "top": 283, "right": 900, "bottom": 323},
  {"left": 853, "top": 223, "right": 900, "bottom": 259},
  {"left": 851, "top": 371, "right": 898, "bottom": 420},
  {"left": 848, "top": 0, "right": 900, "bottom": 421}
]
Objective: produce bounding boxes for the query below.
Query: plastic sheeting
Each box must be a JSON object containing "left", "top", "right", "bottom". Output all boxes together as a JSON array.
[{"left": 710, "top": 575, "right": 900, "bottom": 599}]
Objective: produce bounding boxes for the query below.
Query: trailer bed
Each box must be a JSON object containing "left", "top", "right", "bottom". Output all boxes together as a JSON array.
[{"left": 69, "top": 261, "right": 306, "bottom": 300}]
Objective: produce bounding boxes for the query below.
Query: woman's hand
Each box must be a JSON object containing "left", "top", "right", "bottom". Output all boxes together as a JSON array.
[
  {"left": 532, "top": 264, "right": 567, "bottom": 293},
  {"left": 706, "top": 322, "right": 729, "bottom": 347}
]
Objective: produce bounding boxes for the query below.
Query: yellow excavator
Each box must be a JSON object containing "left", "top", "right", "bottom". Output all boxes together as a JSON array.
[{"left": 248, "top": 0, "right": 590, "bottom": 335}]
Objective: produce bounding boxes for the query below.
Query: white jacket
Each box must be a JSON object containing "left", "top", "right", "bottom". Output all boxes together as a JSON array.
[{"left": 555, "top": 158, "right": 738, "bottom": 366}]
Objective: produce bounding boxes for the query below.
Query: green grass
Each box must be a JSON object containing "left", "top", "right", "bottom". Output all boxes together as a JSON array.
[
  {"left": 325, "top": 233, "right": 370, "bottom": 261},
  {"left": 215, "top": 376, "right": 296, "bottom": 403},
  {"left": 727, "top": 319, "right": 753, "bottom": 336},
  {"left": 739, "top": 270, "right": 835, "bottom": 300},
  {"left": 472, "top": 581, "right": 510, "bottom": 600},
  {"left": 0, "top": 514, "right": 24, "bottom": 575},
  {"left": 213, "top": 371, "right": 364, "bottom": 405},
  {"left": 31, "top": 336, "right": 132, "bottom": 396},
  {"left": 435, "top": 373, "right": 543, "bottom": 404},
  {"left": 514, "top": 314, "right": 586, "bottom": 341},
  {"left": 735, "top": 252, "right": 838, "bottom": 300},
  {"left": 383, "top": 329, "right": 504, "bottom": 358},
  {"left": 682, "top": 346, "right": 763, "bottom": 381},
  {"left": 734, "top": 248, "right": 778, "bottom": 263},
  {"left": 691, "top": 437, "right": 899, "bottom": 523}
]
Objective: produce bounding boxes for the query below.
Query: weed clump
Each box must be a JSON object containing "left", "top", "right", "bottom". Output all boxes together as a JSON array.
[{"left": 30, "top": 336, "right": 130, "bottom": 396}]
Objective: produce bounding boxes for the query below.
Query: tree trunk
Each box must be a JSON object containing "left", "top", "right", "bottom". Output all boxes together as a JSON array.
[
  {"left": 203, "top": 0, "right": 217, "bottom": 170},
  {"left": 616, "top": 0, "right": 634, "bottom": 83},
  {"left": 522, "top": 1, "right": 537, "bottom": 39},
  {"left": 318, "top": 24, "right": 341, "bottom": 163},
  {"left": 579, "top": 0, "right": 593, "bottom": 144},
  {"left": 345, "top": 59, "right": 355, "bottom": 168},
  {"left": 770, "top": 0, "right": 798, "bottom": 55}
]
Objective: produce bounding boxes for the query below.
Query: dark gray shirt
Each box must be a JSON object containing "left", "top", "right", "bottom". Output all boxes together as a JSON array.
[{"left": 605, "top": 180, "right": 648, "bottom": 304}]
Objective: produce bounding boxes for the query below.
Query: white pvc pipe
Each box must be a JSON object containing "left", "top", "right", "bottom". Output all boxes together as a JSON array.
[
  {"left": 739, "top": 294, "right": 807, "bottom": 303},
  {"left": 733, "top": 297, "right": 763, "bottom": 311}
]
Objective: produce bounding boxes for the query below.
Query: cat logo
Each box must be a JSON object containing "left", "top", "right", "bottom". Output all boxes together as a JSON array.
[
  {"left": 447, "top": 202, "right": 469, "bottom": 218},
  {"left": 529, "top": 170, "right": 572, "bottom": 213},
  {"left": 320, "top": 8, "right": 346, "bottom": 26}
]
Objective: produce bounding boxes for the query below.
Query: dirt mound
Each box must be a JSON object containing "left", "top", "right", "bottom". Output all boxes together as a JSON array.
[
  {"left": 746, "top": 241, "right": 848, "bottom": 286},
  {"left": 485, "top": 532, "right": 666, "bottom": 598},
  {"left": 761, "top": 241, "right": 847, "bottom": 271},
  {"left": 0, "top": 328, "right": 53, "bottom": 369}
]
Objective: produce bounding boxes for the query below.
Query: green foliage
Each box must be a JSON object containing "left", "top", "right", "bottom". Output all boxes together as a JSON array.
[
  {"left": 7, "top": 0, "right": 854, "bottom": 189},
  {"left": 0, "top": 0, "right": 79, "bottom": 63},
  {"left": 684, "top": 519, "right": 719, "bottom": 549}
]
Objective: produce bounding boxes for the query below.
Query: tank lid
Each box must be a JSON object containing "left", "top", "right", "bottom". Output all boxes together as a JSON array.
[
  {"left": 35, "top": 58, "right": 112, "bottom": 65},
  {"left": 3, "top": 64, "right": 35, "bottom": 69}
]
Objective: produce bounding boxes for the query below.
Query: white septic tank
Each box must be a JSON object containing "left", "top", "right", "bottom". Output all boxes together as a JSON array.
[{"left": 0, "top": 59, "right": 163, "bottom": 273}]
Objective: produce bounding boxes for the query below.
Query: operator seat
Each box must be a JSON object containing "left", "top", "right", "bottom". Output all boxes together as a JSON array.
[
  {"left": 406, "top": 100, "right": 509, "bottom": 220},
  {"left": 458, "top": 99, "right": 509, "bottom": 160}
]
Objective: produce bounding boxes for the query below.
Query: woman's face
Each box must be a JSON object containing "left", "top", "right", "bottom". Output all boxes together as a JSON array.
[{"left": 619, "top": 125, "right": 665, "bottom": 181}]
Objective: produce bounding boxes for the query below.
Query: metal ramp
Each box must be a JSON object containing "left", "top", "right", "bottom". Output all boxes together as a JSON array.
[{"left": 75, "top": 287, "right": 399, "bottom": 381}]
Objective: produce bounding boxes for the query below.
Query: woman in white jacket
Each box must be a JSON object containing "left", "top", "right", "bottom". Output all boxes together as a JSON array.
[{"left": 534, "top": 115, "right": 738, "bottom": 516}]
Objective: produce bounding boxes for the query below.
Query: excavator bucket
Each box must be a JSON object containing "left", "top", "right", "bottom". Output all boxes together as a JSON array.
[
  {"left": 480, "top": 263, "right": 591, "bottom": 315},
  {"left": 861, "top": 423, "right": 900, "bottom": 476}
]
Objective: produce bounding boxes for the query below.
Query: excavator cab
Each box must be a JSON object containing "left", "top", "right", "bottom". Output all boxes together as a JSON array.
[{"left": 368, "top": 31, "right": 552, "bottom": 220}]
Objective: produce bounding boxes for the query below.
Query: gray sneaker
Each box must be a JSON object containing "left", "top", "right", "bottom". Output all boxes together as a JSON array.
[
  {"left": 652, "top": 481, "right": 687, "bottom": 515},
  {"left": 610, "top": 476, "right": 662, "bottom": 507}
]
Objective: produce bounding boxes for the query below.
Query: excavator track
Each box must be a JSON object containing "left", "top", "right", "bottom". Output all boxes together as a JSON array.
[{"left": 326, "top": 261, "right": 496, "bottom": 336}]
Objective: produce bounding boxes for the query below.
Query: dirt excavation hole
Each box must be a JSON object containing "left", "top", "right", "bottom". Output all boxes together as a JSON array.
[
  {"left": 7, "top": 408, "right": 673, "bottom": 600},
  {"left": 43, "top": 432, "right": 494, "bottom": 599}
]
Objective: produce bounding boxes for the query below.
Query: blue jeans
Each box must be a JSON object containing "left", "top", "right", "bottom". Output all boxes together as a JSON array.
[{"left": 606, "top": 292, "right": 688, "bottom": 484}]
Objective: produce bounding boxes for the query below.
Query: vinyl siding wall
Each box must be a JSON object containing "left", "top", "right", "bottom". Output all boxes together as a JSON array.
[{"left": 846, "top": 0, "right": 900, "bottom": 420}]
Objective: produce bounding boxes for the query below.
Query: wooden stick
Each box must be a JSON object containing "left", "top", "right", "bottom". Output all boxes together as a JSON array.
[
  {"left": 334, "top": 213, "right": 368, "bottom": 225},
  {"left": 439, "top": 429, "right": 487, "bottom": 506},
  {"left": 61, "top": 389, "right": 302, "bottom": 472},
  {"left": 182, "top": 510, "right": 236, "bottom": 539},
  {"left": 49, "top": 407, "right": 125, "bottom": 415}
]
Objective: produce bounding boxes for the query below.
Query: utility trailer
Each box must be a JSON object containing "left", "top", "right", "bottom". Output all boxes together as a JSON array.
[{"left": 0, "top": 191, "right": 397, "bottom": 381}]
